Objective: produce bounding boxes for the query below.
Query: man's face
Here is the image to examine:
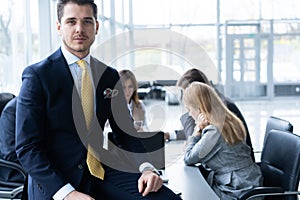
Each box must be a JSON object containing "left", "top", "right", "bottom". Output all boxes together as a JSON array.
[{"left": 57, "top": 2, "right": 99, "bottom": 58}]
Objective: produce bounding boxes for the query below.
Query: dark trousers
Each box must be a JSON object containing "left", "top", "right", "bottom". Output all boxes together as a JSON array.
[{"left": 79, "top": 167, "right": 182, "bottom": 200}]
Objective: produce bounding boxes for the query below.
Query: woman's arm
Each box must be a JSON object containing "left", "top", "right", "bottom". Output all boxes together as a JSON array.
[{"left": 184, "top": 125, "right": 221, "bottom": 165}]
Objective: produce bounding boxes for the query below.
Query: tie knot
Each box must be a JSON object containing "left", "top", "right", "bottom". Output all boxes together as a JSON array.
[{"left": 77, "top": 60, "right": 87, "bottom": 70}]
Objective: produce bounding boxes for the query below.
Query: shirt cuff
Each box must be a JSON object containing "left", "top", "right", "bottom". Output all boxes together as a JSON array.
[
  {"left": 169, "top": 130, "right": 177, "bottom": 140},
  {"left": 53, "top": 183, "right": 75, "bottom": 200},
  {"left": 139, "top": 162, "right": 160, "bottom": 176}
]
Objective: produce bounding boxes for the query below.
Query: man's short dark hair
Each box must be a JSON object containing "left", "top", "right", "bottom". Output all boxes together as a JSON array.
[
  {"left": 57, "top": 0, "right": 98, "bottom": 23},
  {"left": 176, "top": 68, "right": 211, "bottom": 89}
]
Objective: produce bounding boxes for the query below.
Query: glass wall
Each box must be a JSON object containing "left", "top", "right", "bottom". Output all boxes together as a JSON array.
[
  {"left": 0, "top": 0, "right": 40, "bottom": 95},
  {"left": 1, "top": 0, "right": 300, "bottom": 98}
]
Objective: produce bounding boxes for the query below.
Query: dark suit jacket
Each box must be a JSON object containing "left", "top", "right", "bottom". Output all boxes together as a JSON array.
[
  {"left": 175, "top": 112, "right": 195, "bottom": 140},
  {"left": 16, "top": 48, "right": 147, "bottom": 199}
]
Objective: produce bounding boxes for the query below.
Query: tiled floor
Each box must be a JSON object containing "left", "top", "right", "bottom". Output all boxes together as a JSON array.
[{"left": 143, "top": 98, "right": 300, "bottom": 165}]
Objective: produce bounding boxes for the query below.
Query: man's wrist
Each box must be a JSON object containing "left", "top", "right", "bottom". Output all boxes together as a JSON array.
[
  {"left": 139, "top": 162, "right": 161, "bottom": 176},
  {"left": 53, "top": 183, "right": 75, "bottom": 200}
]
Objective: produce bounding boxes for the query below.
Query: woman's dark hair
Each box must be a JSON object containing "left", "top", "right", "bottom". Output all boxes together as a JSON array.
[
  {"left": 57, "top": 0, "right": 97, "bottom": 23},
  {"left": 176, "top": 68, "right": 211, "bottom": 89}
]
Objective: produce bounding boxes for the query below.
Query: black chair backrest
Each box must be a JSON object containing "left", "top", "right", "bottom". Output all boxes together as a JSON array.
[
  {"left": 107, "top": 131, "right": 165, "bottom": 170},
  {"left": 139, "top": 131, "right": 165, "bottom": 170},
  {"left": 263, "top": 116, "right": 293, "bottom": 146},
  {"left": 260, "top": 130, "right": 300, "bottom": 200},
  {"left": 0, "top": 93, "right": 15, "bottom": 116}
]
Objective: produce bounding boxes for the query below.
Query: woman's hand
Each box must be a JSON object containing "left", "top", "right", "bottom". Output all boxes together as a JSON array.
[{"left": 196, "top": 113, "right": 209, "bottom": 132}]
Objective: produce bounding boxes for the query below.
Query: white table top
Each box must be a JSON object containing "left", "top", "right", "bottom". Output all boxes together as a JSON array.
[{"left": 164, "top": 156, "right": 220, "bottom": 200}]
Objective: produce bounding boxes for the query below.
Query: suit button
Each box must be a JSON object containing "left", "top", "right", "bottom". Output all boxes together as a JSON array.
[{"left": 77, "top": 164, "right": 83, "bottom": 169}]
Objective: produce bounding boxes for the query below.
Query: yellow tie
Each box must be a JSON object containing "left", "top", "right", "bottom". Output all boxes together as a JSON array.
[{"left": 77, "top": 60, "right": 105, "bottom": 180}]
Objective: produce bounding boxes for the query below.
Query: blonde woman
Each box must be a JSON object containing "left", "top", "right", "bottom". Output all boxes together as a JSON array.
[
  {"left": 119, "top": 69, "right": 148, "bottom": 131},
  {"left": 183, "top": 82, "right": 263, "bottom": 200}
]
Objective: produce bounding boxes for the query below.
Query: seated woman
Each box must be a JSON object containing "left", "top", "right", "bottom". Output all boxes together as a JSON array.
[
  {"left": 182, "top": 82, "right": 263, "bottom": 200},
  {"left": 165, "top": 68, "right": 254, "bottom": 163},
  {"left": 119, "top": 69, "right": 148, "bottom": 131}
]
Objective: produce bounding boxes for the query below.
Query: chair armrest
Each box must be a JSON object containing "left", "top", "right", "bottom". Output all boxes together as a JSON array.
[
  {"left": 239, "top": 186, "right": 284, "bottom": 200},
  {"left": 0, "top": 185, "right": 24, "bottom": 199},
  {"left": 0, "top": 159, "right": 27, "bottom": 187},
  {"left": 0, "top": 159, "right": 26, "bottom": 178}
]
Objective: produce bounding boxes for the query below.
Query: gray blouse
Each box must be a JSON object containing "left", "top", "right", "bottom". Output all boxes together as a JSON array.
[{"left": 184, "top": 125, "right": 263, "bottom": 200}]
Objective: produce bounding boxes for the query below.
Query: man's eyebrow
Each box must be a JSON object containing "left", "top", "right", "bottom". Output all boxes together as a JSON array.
[
  {"left": 65, "top": 17, "right": 94, "bottom": 20},
  {"left": 65, "top": 17, "right": 76, "bottom": 21},
  {"left": 83, "top": 17, "right": 94, "bottom": 20}
]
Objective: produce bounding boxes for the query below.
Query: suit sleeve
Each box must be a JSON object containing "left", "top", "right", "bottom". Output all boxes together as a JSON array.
[
  {"left": 178, "top": 113, "right": 195, "bottom": 140},
  {"left": 16, "top": 67, "right": 67, "bottom": 198}
]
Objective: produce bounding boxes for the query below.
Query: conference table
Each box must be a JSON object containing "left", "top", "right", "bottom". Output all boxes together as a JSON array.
[{"left": 164, "top": 141, "right": 220, "bottom": 200}]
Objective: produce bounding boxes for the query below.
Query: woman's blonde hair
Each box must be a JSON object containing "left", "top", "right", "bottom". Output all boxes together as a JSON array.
[{"left": 183, "top": 82, "right": 246, "bottom": 144}]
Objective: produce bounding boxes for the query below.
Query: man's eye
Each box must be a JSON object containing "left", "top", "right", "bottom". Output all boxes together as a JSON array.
[
  {"left": 85, "top": 20, "right": 93, "bottom": 24},
  {"left": 67, "top": 20, "right": 75, "bottom": 24}
]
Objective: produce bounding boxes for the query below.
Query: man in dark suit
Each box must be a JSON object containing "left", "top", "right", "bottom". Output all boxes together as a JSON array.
[{"left": 15, "top": 1, "right": 181, "bottom": 200}]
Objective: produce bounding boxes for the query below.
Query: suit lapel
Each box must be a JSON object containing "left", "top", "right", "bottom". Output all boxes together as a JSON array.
[
  {"left": 90, "top": 56, "right": 107, "bottom": 91},
  {"left": 49, "top": 49, "right": 76, "bottom": 95}
]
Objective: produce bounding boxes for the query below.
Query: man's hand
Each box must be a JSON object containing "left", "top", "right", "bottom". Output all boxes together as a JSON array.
[
  {"left": 138, "top": 170, "right": 163, "bottom": 196},
  {"left": 64, "top": 190, "right": 95, "bottom": 200},
  {"left": 164, "top": 132, "right": 170, "bottom": 141}
]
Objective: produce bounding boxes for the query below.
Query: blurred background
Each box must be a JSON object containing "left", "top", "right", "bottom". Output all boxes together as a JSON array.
[
  {"left": 1, "top": 0, "right": 300, "bottom": 100},
  {"left": 0, "top": 0, "right": 299, "bottom": 154}
]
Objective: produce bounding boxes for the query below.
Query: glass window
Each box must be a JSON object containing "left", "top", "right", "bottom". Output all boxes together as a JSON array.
[
  {"left": 132, "top": 0, "right": 216, "bottom": 25},
  {"left": 220, "top": 0, "right": 260, "bottom": 22},
  {"left": 0, "top": 0, "right": 39, "bottom": 95},
  {"left": 1, "top": 0, "right": 300, "bottom": 99}
]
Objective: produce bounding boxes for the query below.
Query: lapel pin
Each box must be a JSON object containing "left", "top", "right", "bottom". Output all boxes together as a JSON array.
[{"left": 103, "top": 88, "right": 119, "bottom": 99}]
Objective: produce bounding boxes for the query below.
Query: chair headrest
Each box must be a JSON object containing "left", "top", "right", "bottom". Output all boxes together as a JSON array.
[
  {"left": 264, "top": 116, "right": 293, "bottom": 146},
  {"left": 0, "top": 93, "right": 15, "bottom": 115},
  {"left": 265, "top": 116, "right": 293, "bottom": 134}
]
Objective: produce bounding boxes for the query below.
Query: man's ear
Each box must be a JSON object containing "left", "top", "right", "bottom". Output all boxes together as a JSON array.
[
  {"left": 95, "top": 21, "right": 99, "bottom": 35},
  {"left": 56, "top": 21, "right": 62, "bottom": 35}
]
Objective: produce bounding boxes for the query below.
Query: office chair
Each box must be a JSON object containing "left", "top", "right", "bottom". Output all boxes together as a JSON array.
[
  {"left": 0, "top": 93, "right": 26, "bottom": 199},
  {"left": 0, "top": 93, "right": 15, "bottom": 116},
  {"left": 137, "top": 131, "right": 165, "bottom": 170},
  {"left": 0, "top": 159, "right": 26, "bottom": 199},
  {"left": 254, "top": 116, "right": 293, "bottom": 159},
  {"left": 239, "top": 129, "right": 300, "bottom": 200},
  {"left": 263, "top": 116, "right": 293, "bottom": 146}
]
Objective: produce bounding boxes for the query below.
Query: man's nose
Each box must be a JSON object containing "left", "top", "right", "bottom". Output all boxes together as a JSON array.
[{"left": 75, "top": 22, "right": 84, "bottom": 33}]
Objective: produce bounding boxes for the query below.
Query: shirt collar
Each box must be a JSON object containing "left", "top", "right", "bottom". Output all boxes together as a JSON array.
[{"left": 61, "top": 46, "right": 91, "bottom": 66}]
